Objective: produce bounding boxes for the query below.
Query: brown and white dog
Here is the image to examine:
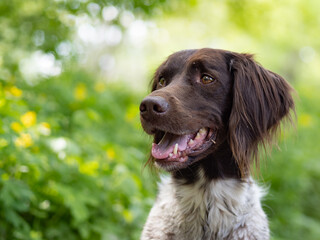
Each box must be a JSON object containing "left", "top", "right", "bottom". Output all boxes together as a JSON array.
[{"left": 139, "top": 48, "right": 295, "bottom": 240}]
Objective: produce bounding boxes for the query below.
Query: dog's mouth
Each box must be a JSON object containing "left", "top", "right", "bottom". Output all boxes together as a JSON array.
[{"left": 151, "top": 127, "right": 217, "bottom": 163}]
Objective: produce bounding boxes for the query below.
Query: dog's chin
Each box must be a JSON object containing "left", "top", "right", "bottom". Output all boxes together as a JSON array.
[
  {"left": 150, "top": 127, "right": 218, "bottom": 172},
  {"left": 154, "top": 153, "right": 211, "bottom": 172}
]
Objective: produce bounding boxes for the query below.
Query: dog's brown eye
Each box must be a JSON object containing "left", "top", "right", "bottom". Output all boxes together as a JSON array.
[
  {"left": 159, "top": 77, "right": 166, "bottom": 86},
  {"left": 201, "top": 75, "right": 215, "bottom": 84}
]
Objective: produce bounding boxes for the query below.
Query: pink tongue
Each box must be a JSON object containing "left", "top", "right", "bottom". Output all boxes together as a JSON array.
[{"left": 152, "top": 132, "right": 190, "bottom": 159}]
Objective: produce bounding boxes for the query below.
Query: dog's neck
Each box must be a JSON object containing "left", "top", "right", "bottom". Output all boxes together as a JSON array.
[{"left": 173, "top": 140, "right": 241, "bottom": 183}]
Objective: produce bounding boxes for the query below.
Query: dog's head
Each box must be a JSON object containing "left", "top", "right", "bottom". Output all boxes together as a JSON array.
[{"left": 140, "top": 48, "right": 295, "bottom": 176}]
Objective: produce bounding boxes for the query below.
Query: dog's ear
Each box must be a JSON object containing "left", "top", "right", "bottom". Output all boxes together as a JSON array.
[{"left": 227, "top": 53, "right": 295, "bottom": 177}]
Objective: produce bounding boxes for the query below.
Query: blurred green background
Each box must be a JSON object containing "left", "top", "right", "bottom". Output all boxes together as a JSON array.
[{"left": 0, "top": 0, "right": 319, "bottom": 239}]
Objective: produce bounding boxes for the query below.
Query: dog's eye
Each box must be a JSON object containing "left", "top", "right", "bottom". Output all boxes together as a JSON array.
[
  {"left": 159, "top": 77, "right": 166, "bottom": 86},
  {"left": 201, "top": 75, "right": 215, "bottom": 84}
]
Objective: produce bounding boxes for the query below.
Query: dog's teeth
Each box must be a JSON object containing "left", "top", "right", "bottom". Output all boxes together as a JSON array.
[
  {"left": 173, "top": 143, "right": 178, "bottom": 155},
  {"left": 169, "top": 153, "right": 173, "bottom": 158},
  {"left": 199, "top": 127, "right": 207, "bottom": 135},
  {"left": 195, "top": 132, "right": 201, "bottom": 140},
  {"left": 188, "top": 139, "right": 194, "bottom": 146}
]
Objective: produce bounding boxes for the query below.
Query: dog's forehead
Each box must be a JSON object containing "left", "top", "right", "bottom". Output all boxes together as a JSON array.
[
  {"left": 160, "top": 50, "right": 196, "bottom": 71},
  {"left": 163, "top": 48, "right": 226, "bottom": 69},
  {"left": 167, "top": 49, "right": 196, "bottom": 63}
]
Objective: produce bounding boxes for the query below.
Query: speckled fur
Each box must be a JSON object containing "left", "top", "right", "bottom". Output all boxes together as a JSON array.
[{"left": 141, "top": 169, "right": 269, "bottom": 240}]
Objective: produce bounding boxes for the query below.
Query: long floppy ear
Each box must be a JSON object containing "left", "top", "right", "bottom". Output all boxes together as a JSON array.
[{"left": 227, "top": 53, "right": 295, "bottom": 177}]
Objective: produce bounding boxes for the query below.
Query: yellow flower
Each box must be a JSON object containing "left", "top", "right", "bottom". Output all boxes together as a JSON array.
[
  {"left": 30, "top": 230, "right": 42, "bottom": 240},
  {"left": 298, "top": 113, "right": 313, "bottom": 127},
  {"left": 1, "top": 173, "right": 9, "bottom": 181},
  {"left": 0, "top": 99, "right": 6, "bottom": 108},
  {"left": 79, "top": 161, "right": 99, "bottom": 176},
  {"left": 74, "top": 83, "right": 87, "bottom": 101},
  {"left": 39, "top": 122, "right": 51, "bottom": 136},
  {"left": 21, "top": 111, "right": 37, "bottom": 127},
  {"left": 14, "top": 133, "right": 33, "bottom": 148},
  {"left": 125, "top": 104, "right": 139, "bottom": 122},
  {"left": 123, "top": 209, "right": 133, "bottom": 223},
  {"left": 0, "top": 138, "right": 8, "bottom": 148},
  {"left": 106, "top": 147, "right": 115, "bottom": 160},
  {"left": 9, "top": 86, "right": 23, "bottom": 97},
  {"left": 11, "top": 122, "right": 23, "bottom": 133},
  {"left": 41, "top": 122, "right": 50, "bottom": 128},
  {"left": 94, "top": 81, "right": 106, "bottom": 93}
]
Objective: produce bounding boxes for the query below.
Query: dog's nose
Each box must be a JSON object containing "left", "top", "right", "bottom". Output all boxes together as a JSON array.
[{"left": 140, "top": 96, "right": 169, "bottom": 116}]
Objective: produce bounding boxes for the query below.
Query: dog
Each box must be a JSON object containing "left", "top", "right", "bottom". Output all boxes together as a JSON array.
[{"left": 139, "top": 48, "right": 295, "bottom": 240}]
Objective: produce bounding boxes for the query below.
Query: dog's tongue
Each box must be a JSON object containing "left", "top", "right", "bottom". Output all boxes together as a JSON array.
[{"left": 152, "top": 132, "right": 190, "bottom": 159}]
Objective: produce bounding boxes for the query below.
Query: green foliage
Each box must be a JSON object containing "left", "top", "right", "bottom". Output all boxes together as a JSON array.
[
  {"left": 0, "top": 71, "right": 157, "bottom": 239},
  {"left": 262, "top": 83, "right": 320, "bottom": 240}
]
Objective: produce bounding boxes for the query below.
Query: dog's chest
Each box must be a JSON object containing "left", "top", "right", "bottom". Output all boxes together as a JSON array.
[
  {"left": 141, "top": 171, "right": 269, "bottom": 240},
  {"left": 145, "top": 173, "right": 252, "bottom": 239},
  {"left": 174, "top": 175, "right": 248, "bottom": 239}
]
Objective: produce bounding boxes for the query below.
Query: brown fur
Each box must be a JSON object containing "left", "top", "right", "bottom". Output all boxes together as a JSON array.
[
  {"left": 140, "top": 48, "right": 295, "bottom": 178},
  {"left": 227, "top": 52, "right": 295, "bottom": 176}
]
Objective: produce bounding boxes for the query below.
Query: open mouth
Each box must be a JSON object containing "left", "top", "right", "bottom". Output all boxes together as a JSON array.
[{"left": 152, "top": 127, "right": 217, "bottom": 163}]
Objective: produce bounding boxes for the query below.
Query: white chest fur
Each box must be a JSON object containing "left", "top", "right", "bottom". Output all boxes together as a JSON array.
[{"left": 141, "top": 170, "right": 270, "bottom": 240}]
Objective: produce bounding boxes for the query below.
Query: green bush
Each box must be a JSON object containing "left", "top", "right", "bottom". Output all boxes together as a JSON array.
[
  {"left": 0, "top": 70, "right": 157, "bottom": 239},
  {"left": 262, "top": 83, "right": 320, "bottom": 240}
]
